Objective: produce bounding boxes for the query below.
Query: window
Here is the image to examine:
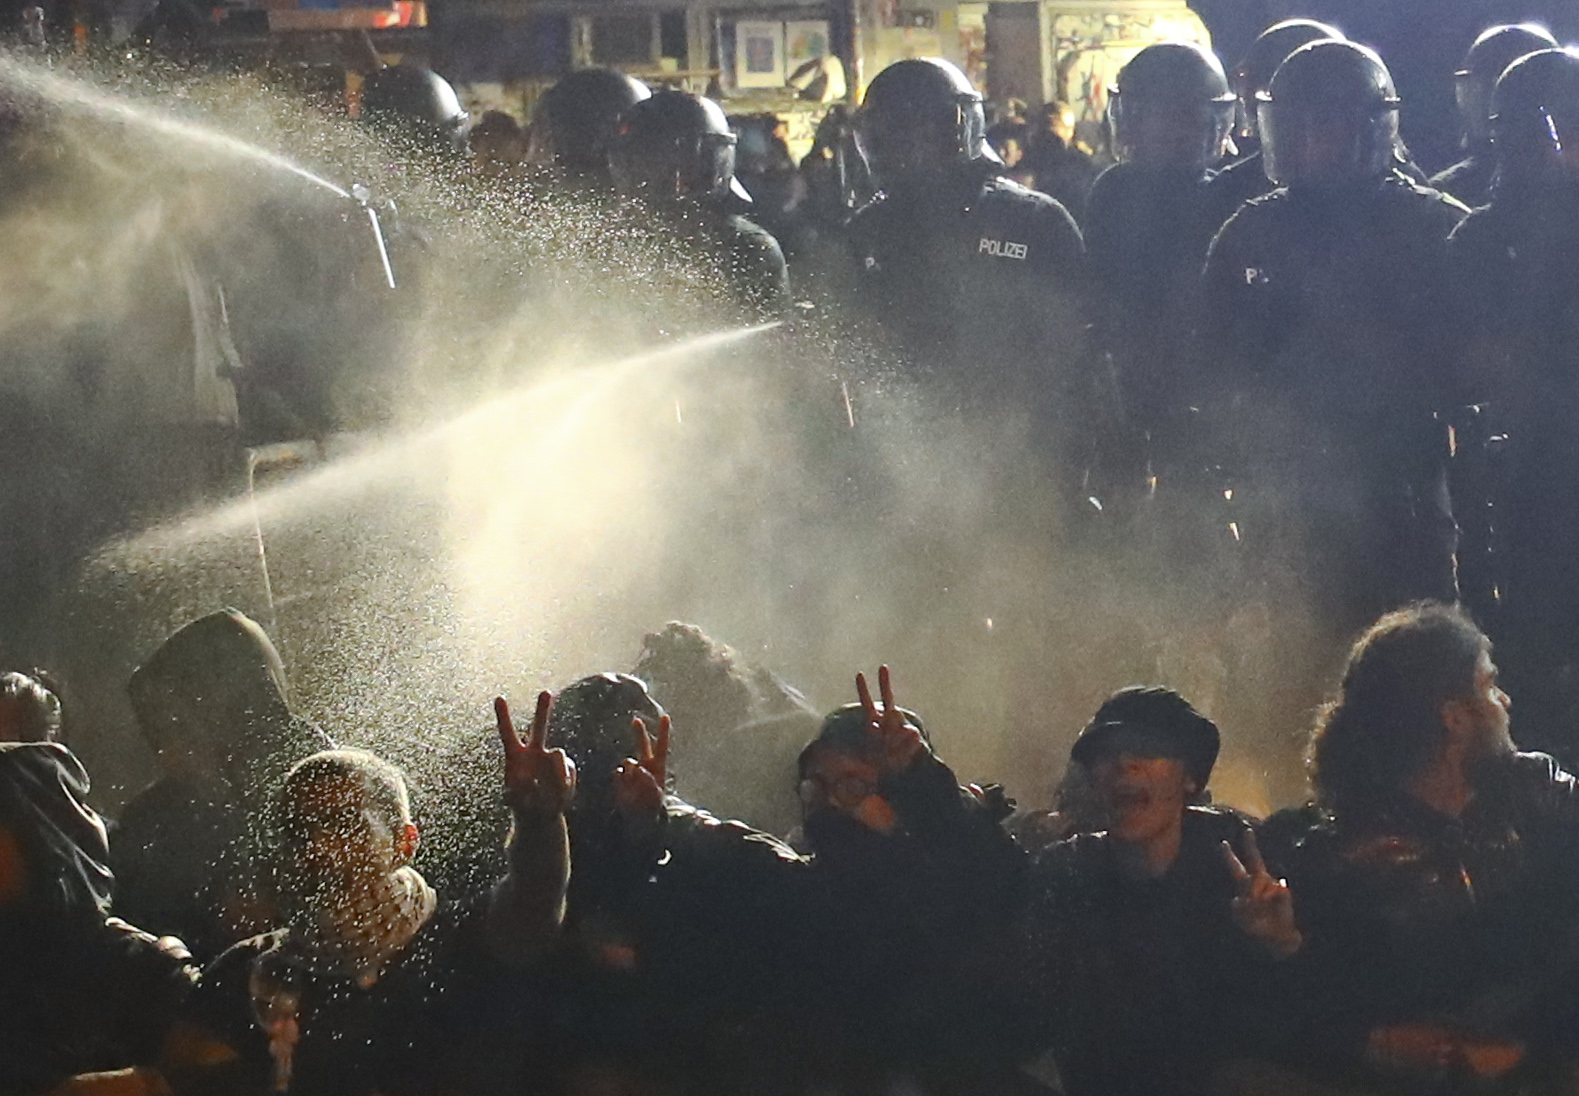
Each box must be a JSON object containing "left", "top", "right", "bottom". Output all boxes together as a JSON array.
[{"left": 590, "top": 13, "right": 654, "bottom": 65}]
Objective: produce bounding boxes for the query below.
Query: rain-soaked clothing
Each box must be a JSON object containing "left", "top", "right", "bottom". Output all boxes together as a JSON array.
[
  {"left": 846, "top": 160, "right": 1086, "bottom": 397},
  {"left": 1447, "top": 187, "right": 1579, "bottom": 743},
  {"left": 800, "top": 751, "right": 1028, "bottom": 1089},
  {"left": 1271, "top": 753, "right": 1579, "bottom": 1080},
  {"left": 113, "top": 609, "right": 332, "bottom": 959},
  {"left": 1019, "top": 806, "right": 1282, "bottom": 1096},
  {"left": 536, "top": 793, "right": 815, "bottom": 1094},
  {"left": 1201, "top": 174, "right": 1468, "bottom": 635},
  {"left": 0, "top": 742, "right": 198, "bottom": 1095},
  {"left": 172, "top": 891, "right": 519, "bottom": 1096},
  {"left": 1080, "top": 162, "right": 1227, "bottom": 516}
]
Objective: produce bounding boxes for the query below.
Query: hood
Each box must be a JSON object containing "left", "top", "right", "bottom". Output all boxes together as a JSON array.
[
  {"left": 0, "top": 741, "right": 113, "bottom": 923},
  {"left": 128, "top": 609, "right": 331, "bottom": 799}
]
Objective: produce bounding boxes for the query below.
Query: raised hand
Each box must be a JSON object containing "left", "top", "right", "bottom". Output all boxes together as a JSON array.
[
  {"left": 613, "top": 714, "right": 671, "bottom": 821},
  {"left": 496, "top": 693, "right": 577, "bottom": 817},
  {"left": 855, "top": 665, "right": 925, "bottom": 774},
  {"left": 1223, "top": 830, "right": 1302, "bottom": 958}
]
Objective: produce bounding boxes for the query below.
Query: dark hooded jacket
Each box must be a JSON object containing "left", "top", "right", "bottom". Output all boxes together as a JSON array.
[
  {"left": 0, "top": 742, "right": 198, "bottom": 1094},
  {"left": 112, "top": 609, "right": 332, "bottom": 959}
]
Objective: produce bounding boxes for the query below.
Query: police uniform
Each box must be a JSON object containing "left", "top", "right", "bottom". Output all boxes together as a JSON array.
[
  {"left": 1202, "top": 173, "right": 1469, "bottom": 630},
  {"left": 847, "top": 161, "right": 1085, "bottom": 391}
]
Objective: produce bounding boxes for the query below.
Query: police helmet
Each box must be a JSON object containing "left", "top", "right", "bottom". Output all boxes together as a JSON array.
[
  {"left": 1456, "top": 25, "right": 1559, "bottom": 145},
  {"left": 854, "top": 58, "right": 996, "bottom": 186},
  {"left": 1109, "top": 42, "right": 1236, "bottom": 170},
  {"left": 1490, "top": 48, "right": 1579, "bottom": 181},
  {"left": 1259, "top": 40, "right": 1400, "bottom": 188},
  {"left": 609, "top": 90, "right": 749, "bottom": 206},
  {"left": 528, "top": 68, "right": 652, "bottom": 178},
  {"left": 1233, "top": 20, "right": 1344, "bottom": 138},
  {"left": 360, "top": 66, "right": 469, "bottom": 149}
]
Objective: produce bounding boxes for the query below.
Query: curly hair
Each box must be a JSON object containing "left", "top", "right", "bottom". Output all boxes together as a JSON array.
[{"left": 1310, "top": 602, "right": 1487, "bottom": 814}]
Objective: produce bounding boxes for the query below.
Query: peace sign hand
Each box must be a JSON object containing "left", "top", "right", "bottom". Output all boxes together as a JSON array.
[
  {"left": 1223, "top": 830, "right": 1302, "bottom": 958},
  {"left": 613, "top": 714, "right": 670, "bottom": 822},
  {"left": 855, "top": 665, "right": 925, "bottom": 775},
  {"left": 496, "top": 693, "right": 577, "bottom": 817}
]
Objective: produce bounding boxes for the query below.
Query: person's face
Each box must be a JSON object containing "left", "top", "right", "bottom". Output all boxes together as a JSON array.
[
  {"left": 1121, "top": 99, "right": 1225, "bottom": 170},
  {"left": 1446, "top": 648, "right": 1514, "bottom": 762},
  {"left": 280, "top": 776, "right": 416, "bottom": 893},
  {"left": 0, "top": 699, "right": 30, "bottom": 743},
  {"left": 858, "top": 106, "right": 963, "bottom": 186},
  {"left": 800, "top": 746, "right": 898, "bottom": 835},
  {"left": 1089, "top": 750, "right": 1192, "bottom": 844}
]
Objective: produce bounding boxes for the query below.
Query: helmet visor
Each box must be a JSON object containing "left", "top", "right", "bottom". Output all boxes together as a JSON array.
[
  {"left": 610, "top": 131, "right": 738, "bottom": 202},
  {"left": 854, "top": 99, "right": 968, "bottom": 182},
  {"left": 1110, "top": 93, "right": 1235, "bottom": 169},
  {"left": 1259, "top": 97, "right": 1398, "bottom": 186}
]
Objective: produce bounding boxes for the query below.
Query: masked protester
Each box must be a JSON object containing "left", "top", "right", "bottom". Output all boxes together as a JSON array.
[
  {"left": 1431, "top": 24, "right": 1559, "bottom": 209},
  {"left": 0, "top": 742, "right": 198, "bottom": 1096},
  {"left": 845, "top": 58, "right": 1086, "bottom": 401},
  {"left": 112, "top": 610, "right": 333, "bottom": 960},
  {"left": 527, "top": 67, "right": 652, "bottom": 192},
  {"left": 609, "top": 90, "right": 791, "bottom": 319},
  {"left": 794, "top": 667, "right": 1025, "bottom": 1090},
  {"left": 162, "top": 697, "right": 572, "bottom": 1096},
  {"left": 1018, "top": 688, "right": 1298, "bottom": 1096},
  {"left": 436, "top": 672, "right": 810, "bottom": 1094},
  {"left": 1262, "top": 603, "right": 1579, "bottom": 1089},
  {"left": 1447, "top": 47, "right": 1579, "bottom": 748},
  {"left": 1080, "top": 42, "right": 1235, "bottom": 538},
  {"left": 1201, "top": 40, "right": 1468, "bottom": 654},
  {"left": 1204, "top": 19, "right": 1345, "bottom": 228}
]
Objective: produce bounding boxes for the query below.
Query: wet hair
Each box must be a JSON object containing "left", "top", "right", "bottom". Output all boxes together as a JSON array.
[
  {"left": 548, "top": 672, "right": 665, "bottom": 773},
  {"left": 278, "top": 748, "right": 412, "bottom": 835},
  {"left": 1310, "top": 601, "right": 1487, "bottom": 814},
  {"left": 796, "top": 702, "right": 929, "bottom": 779},
  {"left": 633, "top": 623, "right": 753, "bottom": 743},
  {"left": 0, "top": 672, "right": 61, "bottom": 743}
]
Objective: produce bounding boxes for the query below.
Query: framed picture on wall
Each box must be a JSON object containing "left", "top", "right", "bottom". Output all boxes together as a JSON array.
[{"left": 735, "top": 20, "right": 786, "bottom": 86}]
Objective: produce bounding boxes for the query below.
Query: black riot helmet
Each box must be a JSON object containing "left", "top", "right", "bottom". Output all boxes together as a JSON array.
[
  {"left": 528, "top": 68, "right": 652, "bottom": 180},
  {"left": 1491, "top": 48, "right": 1579, "bottom": 187},
  {"left": 609, "top": 90, "right": 749, "bottom": 207},
  {"left": 1108, "top": 41, "right": 1236, "bottom": 171},
  {"left": 1259, "top": 40, "right": 1400, "bottom": 189},
  {"left": 360, "top": 65, "right": 469, "bottom": 151},
  {"left": 1456, "top": 24, "right": 1559, "bottom": 147},
  {"left": 854, "top": 58, "right": 997, "bottom": 188},
  {"left": 1233, "top": 20, "right": 1344, "bottom": 139}
]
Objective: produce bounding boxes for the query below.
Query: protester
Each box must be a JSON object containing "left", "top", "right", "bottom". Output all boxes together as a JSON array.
[
  {"left": 1267, "top": 602, "right": 1579, "bottom": 1089},
  {"left": 0, "top": 669, "right": 61, "bottom": 743},
  {"left": 161, "top": 693, "right": 571, "bottom": 1096},
  {"left": 112, "top": 610, "right": 333, "bottom": 960},
  {"left": 1019, "top": 688, "right": 1298, "bottom": 1096},
  {"left": 0, "top": 741, "right": 197, "bottom": 1096}
]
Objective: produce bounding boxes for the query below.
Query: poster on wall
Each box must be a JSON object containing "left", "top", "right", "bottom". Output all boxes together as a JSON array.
[
  {"left": 784, "top": 19, "right": 830, "bottom": 69},
  {"left": 735, "top": 20, "right": 786, "bottom": 86}
]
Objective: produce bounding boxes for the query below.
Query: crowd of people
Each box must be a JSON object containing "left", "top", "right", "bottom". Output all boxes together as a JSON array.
[{"left": 9, "top": 8, "right": 1579, "bottom": 1096}]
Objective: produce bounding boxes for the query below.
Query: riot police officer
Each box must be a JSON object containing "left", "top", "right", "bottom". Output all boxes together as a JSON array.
[
  {"left": 1080, "top": 42, "right": 1234, "bottom": 524},
  {"left": 360, "top": 64, "right": 470, "bottom": 155},
  {"left": 1202, "top": 40, "right": 1468, "bottom": 641},
  {"left": 1204, "top": 19, "right": 1343, "bottom": 230},
  {"left": 528, "top": 67, "right": 651, "bottom": 191},
  {"left": 844, "top": 57, "right": 1085, "bottom": 397},
  {"left": 1448, "top": 47, "right": 1579, "bottom": 744},
  {"left": 608, "top": 89, "right": 790, "bottom": 318},
  {"left": 1431, "top": 24, "right": 1559, "bottom": 208}
]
